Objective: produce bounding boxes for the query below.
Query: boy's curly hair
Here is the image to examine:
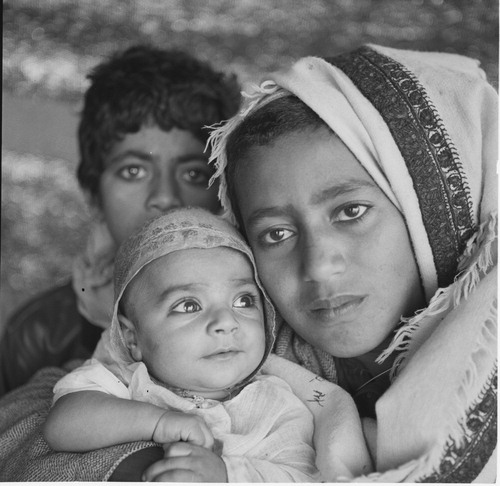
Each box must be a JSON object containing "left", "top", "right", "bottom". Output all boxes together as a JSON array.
[{"left": 77, "top": 45, "right": 240, "bottom": 200}]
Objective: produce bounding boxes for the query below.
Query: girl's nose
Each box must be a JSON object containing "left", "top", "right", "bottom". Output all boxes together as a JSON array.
[
  {"left": 302, "top": 233, "right": 347, "bottom": 283},
  {"left": 147, "top": 175, "right": 181, "bottom": 212},
  {"left": 207, "top": 308, "right": 239, "bottom": 335}
]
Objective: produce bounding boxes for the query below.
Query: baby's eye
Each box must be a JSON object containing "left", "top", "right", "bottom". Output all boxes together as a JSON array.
[
  {"left": 118, "top": 165, "right": 147, "bottom": 180},
  {"left": 337, "top": 204, "right": 370, "bottom": 222},
  {"left": 233, "top": 294, "right": 256, "bottom": 308},
  {"left": 261, "top": 228, "right": 295, "bottom": 245},
  {"left": 172, "top": 300, "right": 201, "bottom": 313}
]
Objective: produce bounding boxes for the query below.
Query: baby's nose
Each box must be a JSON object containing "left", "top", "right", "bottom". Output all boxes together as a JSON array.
[{"left": 208, "top": 308, "right": 239, "bottom": 334}]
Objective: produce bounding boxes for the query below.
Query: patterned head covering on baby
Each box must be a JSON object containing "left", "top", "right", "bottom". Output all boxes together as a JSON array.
[{"left": 107, "top": 207, "right": 276, "bottom": 386}]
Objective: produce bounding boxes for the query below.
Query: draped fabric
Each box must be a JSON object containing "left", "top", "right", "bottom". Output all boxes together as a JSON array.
[
  {"left": 0, "top": 364, "right": 157, "bottom": 481},
  {"left": 53, "top": 360, "right": 320, "bottom": 482},
  {"left": 208, "top": 44, "right": 497, "bottom": 481}
]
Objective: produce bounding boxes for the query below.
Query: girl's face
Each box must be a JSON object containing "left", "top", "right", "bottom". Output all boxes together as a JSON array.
[
  {"left": 99, "top": 126, "right": 220, "bottom": 246},
  {"left": 123, "top": 247, "right": 266, "bottom": 399},
  {"left": 234, "top": 128, "right": 425, "bottom": 358}
]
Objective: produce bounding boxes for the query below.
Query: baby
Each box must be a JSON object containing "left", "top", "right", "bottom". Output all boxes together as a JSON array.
[{"left": 43, "top": 207, "right": 371, "bottom": 482}]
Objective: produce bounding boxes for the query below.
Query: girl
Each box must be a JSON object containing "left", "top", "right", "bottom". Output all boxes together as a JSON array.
[{"left": 208, "top": 44, "right": 497, "bottom": 481}]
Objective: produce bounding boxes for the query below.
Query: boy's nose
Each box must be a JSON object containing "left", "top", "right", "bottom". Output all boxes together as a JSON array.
[
  {"left": 208, "top": 308, "right": 239, "bottom": 334},
  {"left": 302, "top": 233, "right": 347, "bottom": 283},
  {"left": 147, "top": 176, "right": 181, "bottom": 212}
]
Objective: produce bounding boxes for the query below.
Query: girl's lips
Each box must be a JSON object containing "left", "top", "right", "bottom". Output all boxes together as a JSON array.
[{"left": 307, "top": 295, "right": 366, "bottom": 319}]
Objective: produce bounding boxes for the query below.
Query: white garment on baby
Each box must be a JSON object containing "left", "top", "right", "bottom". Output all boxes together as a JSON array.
[{"left": 53, "top": 359, "right": 320, "bottom": 482}]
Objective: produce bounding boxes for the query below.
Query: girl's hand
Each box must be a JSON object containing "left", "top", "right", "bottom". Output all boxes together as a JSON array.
[
  {"left": 152, "top": 411, "right": 214, "bottom": 450},
  {"left": 142, "top": 442, "right": 228, "bottom": 482}
]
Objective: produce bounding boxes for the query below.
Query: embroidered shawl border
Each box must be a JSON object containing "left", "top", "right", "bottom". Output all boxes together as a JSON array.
[
  {"left": 326, "top": 46, "right": 475, "bottom": 288},
  {"left": 419, "top": 365, "right": 497, "bottom": 482}
]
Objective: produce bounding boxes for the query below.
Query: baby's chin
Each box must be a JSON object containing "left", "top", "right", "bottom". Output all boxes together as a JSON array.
[{"left": 187, "top": 373, "right": 257, "bottom": 401}]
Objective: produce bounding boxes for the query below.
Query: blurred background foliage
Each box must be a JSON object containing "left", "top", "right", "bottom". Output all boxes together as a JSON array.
[
  {"left": 3, "top": 0, "right": 499, "bottom": 100},
  {"left": 1, "top": 0, "right": 498, "bottom": 327}
]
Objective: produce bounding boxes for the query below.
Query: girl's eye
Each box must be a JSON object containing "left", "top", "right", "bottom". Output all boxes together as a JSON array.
[
  {"left": 181, "top": 167, "right": 211, "bottom": 185},
  {"left": 118, "top": 165, "right": 147, "bottom": 180},
  {"left": 172, "top": 300, "right": 201, "bottom": 313},
  {"left": 233, "top": 294, "right": 256, "bottom": 308},
  {"left": 337, "top": 204, "right": 370, "bottom": 222},
  {"left": 261, "top": 228, "right": 295, "bottom": 245}
]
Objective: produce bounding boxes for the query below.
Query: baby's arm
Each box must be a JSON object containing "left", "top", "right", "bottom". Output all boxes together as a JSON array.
[{"left": 43, "top": 390, "right": 213, "bottom": 452}]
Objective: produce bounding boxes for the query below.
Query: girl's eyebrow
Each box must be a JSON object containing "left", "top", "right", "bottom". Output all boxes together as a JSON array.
[
  {"left": 309, "top": 180, "right": 376, "bottom": 205},
  {"left": 247, "top": 205, "right": 295, "bottom": 228},
  {"left": 246, "top": 180, "right": 376, "bottom": 227}
]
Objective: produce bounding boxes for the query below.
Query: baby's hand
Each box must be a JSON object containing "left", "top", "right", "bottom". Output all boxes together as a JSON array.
[
  {"left": 152, "top": 411, "right": 214, "bottom": 449},
  {"left": 142, "top": 442, "right": 227, "bottom": 482}
]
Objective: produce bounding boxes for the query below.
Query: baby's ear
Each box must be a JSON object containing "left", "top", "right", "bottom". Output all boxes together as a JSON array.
[{"left": 118, "top": 314, "right": 143, "bottom": 362}]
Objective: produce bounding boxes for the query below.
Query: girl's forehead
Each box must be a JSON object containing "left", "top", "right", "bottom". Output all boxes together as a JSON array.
[{"left": 235, "top": 129, "right": 375, "bottom": 205}]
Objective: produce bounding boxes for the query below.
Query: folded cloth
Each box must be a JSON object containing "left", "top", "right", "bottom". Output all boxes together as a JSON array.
[{"left": 0, "top": 363, "right": 157, "bottom": 481}]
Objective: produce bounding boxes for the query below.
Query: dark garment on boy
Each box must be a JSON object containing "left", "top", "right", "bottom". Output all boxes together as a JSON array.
[{"left": 0, "top": 282, "right": 102, "bottom": 396}]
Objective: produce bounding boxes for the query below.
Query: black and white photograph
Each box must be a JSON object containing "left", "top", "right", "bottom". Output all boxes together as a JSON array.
[{"left": 1, "top": 0, "right": 497, "bottom": 482}]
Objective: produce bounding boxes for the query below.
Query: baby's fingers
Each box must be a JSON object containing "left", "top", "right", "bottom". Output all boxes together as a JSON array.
[
  {"left": 153, "top": 412, "right": 214, "bottom": 449},
  {"left": 182, "top": 419, "right": 214, "bottom": 449},
  {"left": 148, "top": 443, "right": 227, "bottom": 482},
  {"left": 143, "top": 466, "right": 199, "bottom": 482},
  {"left": 142, "top": 457, "right": 196, "bottom": 482}
]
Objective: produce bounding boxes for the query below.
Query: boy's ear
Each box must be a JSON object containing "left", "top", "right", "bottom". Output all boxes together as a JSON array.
[{"left": 118, "top": 314, "right": 143, "bottom": 362}]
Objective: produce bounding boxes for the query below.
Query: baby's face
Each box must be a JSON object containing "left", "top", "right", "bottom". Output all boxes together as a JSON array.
[{"left": 126, "top": 247, "right": 266, "bottom": 399}]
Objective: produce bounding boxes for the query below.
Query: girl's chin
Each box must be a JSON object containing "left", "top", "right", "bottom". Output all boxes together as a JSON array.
[{"left": 308, "top": 336, "right": 379, "bottom": 359}]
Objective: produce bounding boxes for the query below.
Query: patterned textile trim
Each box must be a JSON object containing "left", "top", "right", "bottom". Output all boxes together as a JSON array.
[
  {"left": 418, "top": 364, "right": 497, "bottom": 483},
  {"left": 326, "top": 47, "right": 475, "bottom": 288}
]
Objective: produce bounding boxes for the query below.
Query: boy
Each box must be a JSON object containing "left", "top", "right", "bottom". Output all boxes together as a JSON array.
[
  {"left": 0, "top": 45, "right": 240, "bottom": 395},
  {"left": 43, "top": 207, "right": 372, "bottom": 482}
]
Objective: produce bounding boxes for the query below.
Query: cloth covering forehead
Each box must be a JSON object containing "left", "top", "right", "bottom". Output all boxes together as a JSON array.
[
  {"left": 208, "top": 44, "right": 498, "bottom": 301},
  {"left": 110, "top": 207, "right": 276, "bottom": 368}
]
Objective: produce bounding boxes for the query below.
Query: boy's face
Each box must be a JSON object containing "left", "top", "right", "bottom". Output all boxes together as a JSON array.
[
  {"left": 124, "top": 247, "right": 266, "bottom": 399},
  {"left": 234, "top": 128, "right": 425, "bottom": 359},
  {"left": 99, "top": 126, "right": 220, "bottom": 246}
]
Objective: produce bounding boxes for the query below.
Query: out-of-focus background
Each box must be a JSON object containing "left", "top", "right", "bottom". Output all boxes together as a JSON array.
[{"left": 2, "top": 0, "right": 498, "bottom": 332}]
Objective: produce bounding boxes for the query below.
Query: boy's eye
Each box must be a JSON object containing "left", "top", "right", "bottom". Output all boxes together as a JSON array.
[
  {"left": 336, "top": 204, "right": 370, "bottom": 222},
  {"left": 181, "top": 168, "right": 211, "bottom": 185},
  {"left": 261, "top": 228, "right": 294, "bottom": 245},
  {"left": 172, "top": 300, "right": 201, "bottom": 313},
  {"left": 233, "top": 294, "right": 256, "bottom": 308},
  {"left": 118, "top": 165, "right": 147, "bottom": 180}
]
